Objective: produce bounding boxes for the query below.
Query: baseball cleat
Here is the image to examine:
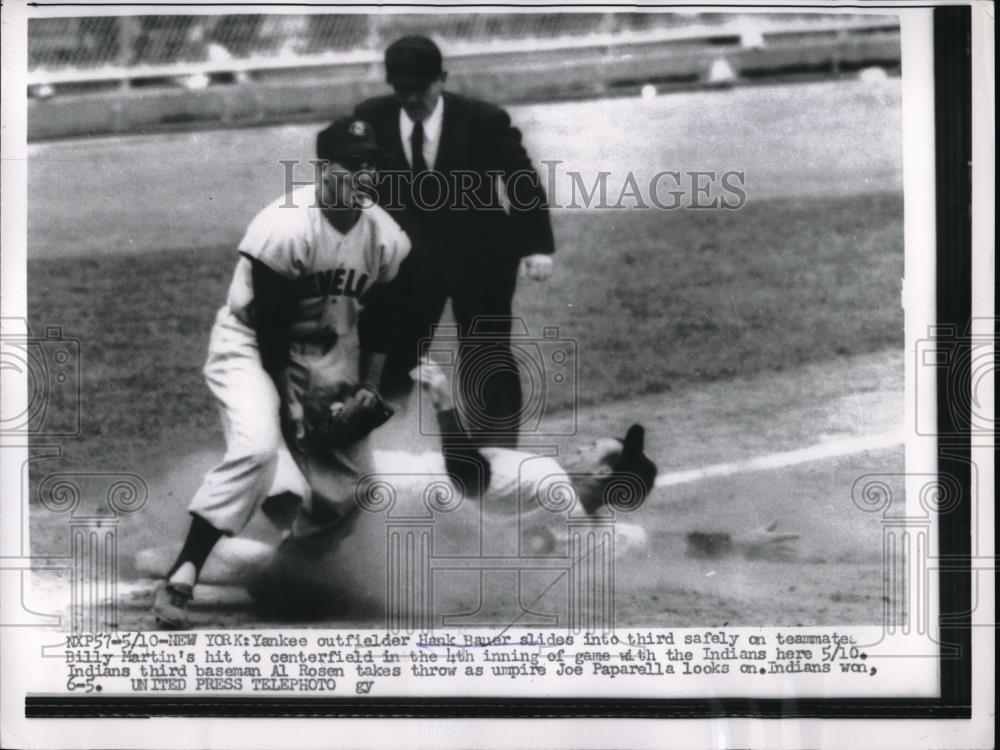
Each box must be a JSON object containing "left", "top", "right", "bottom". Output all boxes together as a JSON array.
[{"left": 152, "top": 581, "right": 194, "bottom": 630}]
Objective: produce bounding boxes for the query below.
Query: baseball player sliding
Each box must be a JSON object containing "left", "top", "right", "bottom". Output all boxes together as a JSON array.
[
  {"left": 165, "top": 356, "right": 659, "bottom": 615},
  {"left": 153, "top": 118, "right": 410, "bottom": 629},
  {"left": 146, "top": 355, "right": 799, "bottom": 621}
]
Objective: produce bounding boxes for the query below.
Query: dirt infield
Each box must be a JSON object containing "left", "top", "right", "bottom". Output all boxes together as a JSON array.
[{"left": 29, "top": 347, "right": 903, "bottom": 630}]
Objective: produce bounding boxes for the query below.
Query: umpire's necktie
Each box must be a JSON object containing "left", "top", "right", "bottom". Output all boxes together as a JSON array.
[{"left": 410, "top": 121, "right": 429, "bottom": 174}]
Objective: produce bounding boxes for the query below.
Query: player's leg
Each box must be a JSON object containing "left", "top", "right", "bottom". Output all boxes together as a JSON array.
[
  {"left": 153, "top": 310, "right": 283, "bottom": 628},
  {"left": 247, "top": 437, "right": 375, "bottom": 615},
  {"left": 288, "top": 436, "right": 374, "bottom": 545},
  {"left": 138, "top": 536, "right": 277, "bottom": 586}
]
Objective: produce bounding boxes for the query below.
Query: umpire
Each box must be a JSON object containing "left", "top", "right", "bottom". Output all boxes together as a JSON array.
[{"left": 355, "top": 35, "right": 555, "bottom": 448}]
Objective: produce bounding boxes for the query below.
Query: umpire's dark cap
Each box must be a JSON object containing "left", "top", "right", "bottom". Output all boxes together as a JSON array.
[
  {"left": 385, "top": 35, "right": 444, "bottom": 87},
  {"left": 316, "top": 118, "right": 380, "bottom": 163}
]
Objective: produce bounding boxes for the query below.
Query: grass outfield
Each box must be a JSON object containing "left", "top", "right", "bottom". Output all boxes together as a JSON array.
[
  {"left": 27, "top": 80, "right": 901, "bottom": 260},
  {"left": 27, "top": 190, "right": 902, "bottom": 469},
  {"left": 25, "top": 79, "right": 903, "bottom": 469}
]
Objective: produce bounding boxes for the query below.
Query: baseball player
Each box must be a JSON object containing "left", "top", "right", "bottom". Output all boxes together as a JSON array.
[
  {"left": 408, "top": 356, "right": 657, "bottom": 520},
  {"left": 388, "top": 360, "right": 797, "bottom": 559},
  {"left": 152, "top": 117, "right": 411, "bottom": 629},
  {"left": 232, "top": 356, "right": 659, "bottom": 614},
  {"left": 153, "top": 359, "right": 798, "bottom": 617}
]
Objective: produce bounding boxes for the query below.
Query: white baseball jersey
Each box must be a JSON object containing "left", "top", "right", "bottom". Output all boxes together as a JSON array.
[
  {"left": 478, "top": 448, "right": 648, "bottom": 552},
  {"left": 227, "top": 184, "right": 410, "bottom": 399},
  {"left": 368, "top": 448, "right": 648, "bottom": 554},
  {"left": 185, "top": 186, "right": 409, "bottom": 536}
]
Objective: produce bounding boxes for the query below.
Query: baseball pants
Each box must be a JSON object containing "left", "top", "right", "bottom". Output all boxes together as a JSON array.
[
  {"left": 286, "top": 432, "right": 375, "bottom": 542},
  {"left": 188, "top": 307, "right": 306, "bottom": 534}
]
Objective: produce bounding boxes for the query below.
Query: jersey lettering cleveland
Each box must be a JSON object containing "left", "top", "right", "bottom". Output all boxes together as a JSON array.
[{"left": 228, "top": 184, "right": 410, "bottom": 395}]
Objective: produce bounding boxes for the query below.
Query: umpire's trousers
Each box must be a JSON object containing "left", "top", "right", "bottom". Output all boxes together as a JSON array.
[{"left": 376, "top": 251, "right": 523, "bottom": 449}]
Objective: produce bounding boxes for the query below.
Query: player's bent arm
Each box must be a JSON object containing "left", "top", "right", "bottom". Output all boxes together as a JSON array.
[
  {"left": 355, "top": 350, "right": 387, "bottom": 406},
  {"left": 436, "top": 409, "right": 491, "bottom": 498},
  {"left": 356, "top": 285, "right": 391, "bottom": 404},
  {"left": 411, "top": 359, "right": 490, "bottom": 494},
  {"left": 357, "top": 215, "right": 412, "bottom": 402},
  {"left": 249, "top": 256, "right": 302, "bottom": 438}
]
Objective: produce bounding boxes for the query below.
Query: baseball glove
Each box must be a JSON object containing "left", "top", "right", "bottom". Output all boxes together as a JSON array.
[{"left": 301, "top": 388, "right": 394, "bottom": 450}]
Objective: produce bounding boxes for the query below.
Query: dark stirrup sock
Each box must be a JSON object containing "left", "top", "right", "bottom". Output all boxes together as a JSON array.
[{"left": 166, "top": 514, "right": 225, "bottom": 580}]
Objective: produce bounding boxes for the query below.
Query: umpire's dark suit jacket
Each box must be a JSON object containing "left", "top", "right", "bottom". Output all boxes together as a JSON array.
[
  {"left": 355, "top": 91, "right": 554, "bottom": 283},
  {"left": 354, "top": 91, "right": 555, "bottom": 443}
]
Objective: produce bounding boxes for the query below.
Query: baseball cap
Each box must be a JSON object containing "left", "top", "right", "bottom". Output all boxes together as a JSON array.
[
  {"left": 316, "top": 118, "right": 380, "bottom": 164},
  {"left": 385, "top": 35, "right": 444, "bottom": 87},
  {"left": 610, "top": 424, "right": 657, "bottom": 502}
]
